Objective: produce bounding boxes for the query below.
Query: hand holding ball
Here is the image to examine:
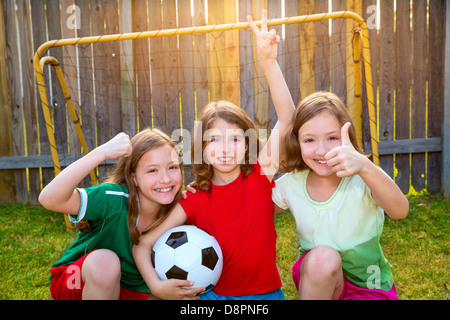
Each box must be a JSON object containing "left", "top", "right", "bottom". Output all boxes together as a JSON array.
[{"left": 151, "top": 226, "right": 223, "bottom": 293}]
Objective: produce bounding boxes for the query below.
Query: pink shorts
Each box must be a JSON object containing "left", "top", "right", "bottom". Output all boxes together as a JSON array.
[
  {"left": 49, "top": 252, "right": 149, "bottom": 300},
  {"left": 292, "top": 251, "right": 398, "bottom": 300}
]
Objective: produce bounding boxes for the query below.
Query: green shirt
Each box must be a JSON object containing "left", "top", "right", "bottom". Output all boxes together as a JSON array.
[{"left": 50, "top": 183, "right": 149, "bottom": 293}]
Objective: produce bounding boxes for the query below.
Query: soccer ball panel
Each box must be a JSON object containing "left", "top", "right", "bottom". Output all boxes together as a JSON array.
[
  {"left": 184, "top": 227, "right": 212, "bottom": 248},
  {"left": 166, "top": 265, "right": 188, "bottom": 280},
  {"left": 155, "top": 270, "right": 167, "bottom": 281},
  {"left": 174, "top": 242, "right": 202, "bottom": 271},
  {"left": 153, "top": 245, "right": 175, "bottom": 274},
  {"left": 201, "top": 246, "right": 219, "bottom": 270},
  {"left": 187, "top": 265, "right": 213, "bottom": 289},
  {"left": 166, "top": 231, "right": 188, "bottom": 249}
]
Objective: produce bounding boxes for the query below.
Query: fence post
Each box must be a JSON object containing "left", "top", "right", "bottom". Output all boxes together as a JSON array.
[
  {"left": 443, "top": 0, "right": 450, "bottom": 199},
  {"left": 0, "top": 0, "right": 16, "bottom": 203}
]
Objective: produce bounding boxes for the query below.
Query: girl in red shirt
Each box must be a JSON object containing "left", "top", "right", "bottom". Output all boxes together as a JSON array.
[{"left": 133, "top": 10, "right": 295, "bottom": 300}]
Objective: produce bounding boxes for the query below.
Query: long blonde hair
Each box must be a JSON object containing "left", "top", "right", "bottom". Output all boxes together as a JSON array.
[
  {"left": 77, "top": 128, "right": 182, "bottom": 245},
  {"left": 280, "top": 91, "right": 364, "bottom": 173}
]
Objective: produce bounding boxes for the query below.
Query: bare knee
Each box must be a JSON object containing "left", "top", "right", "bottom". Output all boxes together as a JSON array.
[
  {"left": 82, "top": 249, "right": 121, "bottom": 288},
  {"left": 301, "top": 245, "right": 342, "bottom": 281}
]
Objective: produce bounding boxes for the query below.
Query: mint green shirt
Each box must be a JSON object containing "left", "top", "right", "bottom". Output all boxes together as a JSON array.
[
  {"left": 50, "top": 183, "right": 149, "bottom": 293},
  {"left": 272, "top": 169, "right": 394, "bottom": 291}
]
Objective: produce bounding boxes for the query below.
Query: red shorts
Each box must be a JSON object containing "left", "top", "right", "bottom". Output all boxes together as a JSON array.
[
  {"left": 49, "top": 252, "right": 149, "bottom": 300},
  {"left": 292, "top": 251, "right": 398, "bottom": 300}
]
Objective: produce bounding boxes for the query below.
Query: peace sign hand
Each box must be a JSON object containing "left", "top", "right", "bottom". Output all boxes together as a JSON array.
[
  {"left": 247, "top": 10, "right": 280, "bottom": 63},
  {"left": 325, "top": 122, "right": 369, "bottom": 178}
]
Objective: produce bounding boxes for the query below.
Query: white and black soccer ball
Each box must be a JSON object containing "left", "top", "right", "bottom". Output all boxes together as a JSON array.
[{"left": 151, "top": 225, "right": 223, "bottom": 292}]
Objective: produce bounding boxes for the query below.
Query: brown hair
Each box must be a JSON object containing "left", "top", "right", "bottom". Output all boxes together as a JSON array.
[
  {"left": 77, "top": 128, "right": 182, "bottom": 245},
  {"left": 191, "top": 101, "right": 260, "bottom": 191},
  {"left": 279, "top": 91, "right": 364, "bottom": 173}
]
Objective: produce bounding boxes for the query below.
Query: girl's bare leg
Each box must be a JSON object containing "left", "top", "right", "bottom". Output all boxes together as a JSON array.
[
  {"left": 298, "top": 245, "right": 345, "bottom": 300},
  {"left": 82, "top": 249, "right": 121, "bottom": 300}
]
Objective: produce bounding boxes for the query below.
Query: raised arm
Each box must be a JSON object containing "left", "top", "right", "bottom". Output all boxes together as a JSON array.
[
  {"left": 132, "top": 203, "right": 204, "bottom": 299},
  {"left": 38, "top": 133, "right": 132, "bottom": 216},
  {"left": 248, "top": 10, "right": 295, "bottom": 180}
]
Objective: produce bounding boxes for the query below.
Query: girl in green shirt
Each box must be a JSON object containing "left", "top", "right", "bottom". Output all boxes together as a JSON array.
[{"left": 40, "top": 128, "right": 203, "bottom": 299}]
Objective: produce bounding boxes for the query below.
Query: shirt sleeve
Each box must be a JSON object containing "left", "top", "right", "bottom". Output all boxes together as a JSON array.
[
  {"left": 271, "top": 173, "right": 289, "bottom": 210},
  {"left": 68, "top": 183, "right": 126, "bottom": 223},
  {"left": 253, "top": 161, "right": 276, "bottom": 189},
  {"left": 178, "top": 191, "right": 198, "bottom": 225}
]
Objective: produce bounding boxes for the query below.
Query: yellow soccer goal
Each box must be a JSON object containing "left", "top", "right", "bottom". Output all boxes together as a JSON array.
[{"left": 34, "top": 10, "right": 376, "bottom": 231}]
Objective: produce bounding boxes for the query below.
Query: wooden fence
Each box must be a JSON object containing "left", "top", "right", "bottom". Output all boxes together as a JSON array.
[{"left": 0, "top": 0, "right": 448, "bottom": 205}]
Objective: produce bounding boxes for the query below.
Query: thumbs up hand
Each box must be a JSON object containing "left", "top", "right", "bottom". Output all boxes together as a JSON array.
[{"left": 325, "top": 122, "right": 368, "bottom": 178}]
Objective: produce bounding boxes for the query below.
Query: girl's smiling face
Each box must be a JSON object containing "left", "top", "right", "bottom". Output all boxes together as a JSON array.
[
  {"left": 204, "top": 118, "right": 247, "bottom": 183},
  {"left": 132, "top": 144, "right": 182, "bottom": 207},
  {"left": 297, "top": 111, "right": 342, "bottom": 177}
]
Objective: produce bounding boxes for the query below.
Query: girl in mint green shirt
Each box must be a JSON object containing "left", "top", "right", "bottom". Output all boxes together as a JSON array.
[{"left": 272, "top": 91, "right": 408, "bottom": 300}]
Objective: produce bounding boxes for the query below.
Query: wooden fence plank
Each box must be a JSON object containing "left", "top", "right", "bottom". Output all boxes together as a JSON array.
[
  {"left": 427, "top": 0, "right": 445, "bottom": 193},
  {"left": 17, "top": 0, "right": 40, "bottom": 204},
  {"left": 178, "top": 0, "right": 196, "bottom": 132},
  {"left": 133, "top": 0, "right": 152, "bottom": 131},
  {"left": 331, "top": 0, "right": 346, "bottom": 104},
  {"left": 192, "top": 0, "right": 209, "bottom": 116},
  {"left": 252, "top": 0, "right": 269, "bottom": 132},
  {"left": 395, "top": 0, "right": 412, "bottom": 193},
  {"left": 178, "top": 0, "right": 196, "bottom": 183},
  {"left": 31, "top": 0, "right": 53, "bottom": 188},
  {"left": 163, "top": 0, "right": 180, "bottom": 136},
  {"left": 3, "top": 0, "right": 28, "bottom": 203},
  {"left": 361, "top": 0, "right": 377, "bottom": 155},
  {"left": 208, "top": 0, "right": 225, "bottom": 102},
  {"left": 119, "top": 0, "right": 136, "bottom": 137},
  {"left": 224, "top": 0, "right": 240, "bottom": 106},
  {"left": 378, "top": 0, "right": 394, "bottom": 178},
  {"left": 268, "top": 0, "right": 282, "bottom": 129},
  {"left": 283, "top": 0, "right": 299, "bottom": 106},
  {"left": 90, "top": 0, "right": 110, "bottom": 182},
  {"left": 443, "top": 0, "right": 450, "bottom": 198},
  {"left": 105, "top": 0, "right": 122, "bottom": 136},
  {"left": 411, "top": 0, "right": 427, "bottom": 192},
  {"left": 61, "top": 0, "right": 81, "bottom": 155},
  {"left": 299, "top": 0, "right": 316, "bottom": 100},
  {"left": 378, "top": 138, "right": 442, "bottom": 155},
  {"left": 76, "top": 0, "right": 95, "bottom": 152},
  {"left": 0, "top": 0, "right": 15, "bottom": 203},
  {"left": 314, "top": 0, "right": 330, "bottom": 92},
  {"left": 0, "top": 154, "right": 117, "bottom": 169},
  {"left": 239, "top": 0, "right": 254, "bottom": 120},
  {"left": 345, "top": 0, "right": 362, "bottom": 139},
  {"left": 76, "top": 0, "right": 96, "bottom": 187},
  {"left": 46, "top": 0, "right": 67, "bottom": 156},
  {"left": 148, "top": 0, "right": 166, "bottom": 132}
]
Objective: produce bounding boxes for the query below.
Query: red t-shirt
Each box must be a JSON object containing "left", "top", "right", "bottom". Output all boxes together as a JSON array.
[{"left": 178, "top": 162, "right": 282, "bottom": 296}]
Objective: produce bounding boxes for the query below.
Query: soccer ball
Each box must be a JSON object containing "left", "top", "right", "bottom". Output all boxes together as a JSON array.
[{"left": 151, "top": 225, "right": 223, "bottom": 292}]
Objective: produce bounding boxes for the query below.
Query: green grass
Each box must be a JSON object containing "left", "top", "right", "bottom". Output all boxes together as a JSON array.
[
  {"left": 0, "top": 204, "right": 76, "bottom": 300},
  {"left": 0, "top": 195, "right": 448, "bottom": 300}
]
